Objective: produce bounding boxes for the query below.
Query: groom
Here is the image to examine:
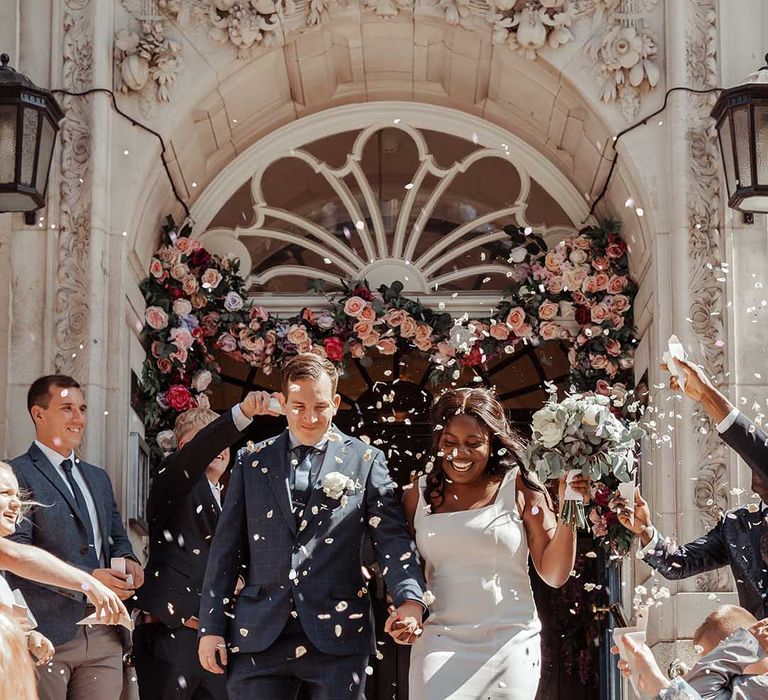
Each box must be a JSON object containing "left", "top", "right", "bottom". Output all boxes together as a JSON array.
[{"left": 198, "top": 353, "right": 427, "bottom": 699}]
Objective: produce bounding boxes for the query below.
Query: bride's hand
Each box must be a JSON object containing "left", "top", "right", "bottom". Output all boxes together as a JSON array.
[{"left": 557, "top": 474, "right": 592, "bottom": 505}]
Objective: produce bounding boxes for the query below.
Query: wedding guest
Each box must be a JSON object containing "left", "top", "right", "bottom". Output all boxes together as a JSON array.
[
  {"left": 7, "top": 375, "right": 143, "bottom": 700},
  {"left": 198, "top": 353, "right": 427, "bottom": 700},
  {"left": 134, "top": 392, "right": 280, "bottom": 700},
  {"left": 614, "top": 357, "right": 768, "bottom": 617},
  {"left": 0, "top": 611, "right": 37, "bottom": 700},
  {"left": 402, "top": 387, "right": 591, "bottom": 700}
]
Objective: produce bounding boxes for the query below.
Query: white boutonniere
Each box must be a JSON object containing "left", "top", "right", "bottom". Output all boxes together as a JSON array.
[{"left": 322, "top": 471, "right": 355, "bottom": 504}]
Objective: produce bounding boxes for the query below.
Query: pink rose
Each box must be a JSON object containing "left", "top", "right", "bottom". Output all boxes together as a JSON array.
[
  {"left": 415, "top": 337, "right": 433, "bottom": 352},
  {"left": 158, "top": 247, "right": 176, "bottom": 264},
  {"left": 590, "top": 354, "right": 609, "bottom": 370},
  {"left": 572, "top": 236, "right": 592, "bottom": 250},
  {"left": 217, "top": 333, "right": 237, "bottom": 352},
  {"left": 605, "top": 338, "right": 622, "bottom": 357},
  {"left": 619, "top": 357, "right": 634, "bottom": 369},
  {"left": 606, "top": 242, "right": 626, "bottom": 259},
  {"left": 592, "top": 256, "right": 611, "bottom": 272},
  {"left": 437, "top": 340, "right": 455, "bottom": 357},
  {"left": 201, "top": 268, "right": 223, "bottom": 290},
  {"left": 250, "top": 306, "right": 269, "bottom": 322},
  {"left": 591, "top": 303, "right": 611, "bottom": 323},
  {"left": 384, "top": 309, "right": 407, "bottom": 327},
  {"left": 362, "top": 331, "right": 381, "bottom": 347},
  {"left": 610, "top": 314, "right": 625, "bottom": 330},
  {"left": 150, "top": 259, "right": 164, "bottom": 278},
  {"left": 490, "top": 323, "right": 510, "bottom": 341},
  {"left": 595, "top": 379, "right": 611, "bottom": 396},
  {"left": 145, "top": 306, "right": 169, "bottom": 330},
  {"left": 569, "top": 249, "right": 588, "bottom": 265},
  {"left": 174, "top": 237, "right": 192, "bottom": 253},
  {"left": 546, "top": 276, "right": 564, "bottom": 294},
  {"left": 377, "top": 338, "right": 398, "bottom": 355},
  {"left": 156, "top": 358, "right": 172, "bottom": 373},
  {"left": 189, "top": 238, "right": 203, "bottom": 252},
  {"left": 539, "top": 322, "right": 561, "bottom": 341},
  {"left": 609, "top": 294, "right": 630, "bottom": 313},
  {"left": 170, "top": 263, "right": 189, "bottom": 281},
  {"left": 170, "top": 346, "right": 188, "bottom": 365},
  {"left": 582, "top": 276, "right": 598, "bottom": 294},
  {"left": 564, "top": 266, "right": 589, "bottom": 292},
  {"left": 170, "top": 327, "right": 194, "bottom": 350},
  {"left": 505, "top": 307, "right": 526, "bottom": 331},
  {"left": 516, "top": 323, "right": 533, "bottom": 338},
  {"left": 571, "top": 290, "right": 588, "bottom": 306},
  {"left": 415, "top": 324, "right": 433, "bottom": 342},
  {"left": 400, "top": 317, "right": 417, "bottom": 338},
  {"left": 249, "top": 319, "right": 262, "bottom": 332},
  {"left": 359, "top": 305, "right": 377, "bottom": 323},
  {"left": 594, "top": 273, "right": 610, "bottom": 291},
  {"left": 354, "top": 321, "right": 374, "bottom": 339},
  {"left": 286, "top": 324, "right": 310, "bottom": 348},
  {"left": 607, "top": 275, "right": 628, "bottom": 294},
  {"left": 538, "top": 301, "right": 559, "bottom": 321},
  {"left": 350, "top": 341, "right": 365, "bottom": 359},
  {"left": 343, "top": 296, "right": 367, "bottom": 318},
  {"left": 240, "top": 331, "right": 266, "bottom": 353},
  {"left": 182, "top": 276, "right": 199, "bottom": 295}
]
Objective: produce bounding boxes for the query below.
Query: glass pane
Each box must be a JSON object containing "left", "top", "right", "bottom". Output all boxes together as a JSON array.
[
  {"left": 755, "top": 104, "right": 768, "bottom": 188},
  {"left": 34, "top": 117, "right": 55, "bottom": 196},
  {"left": 718, "top": 114, "right": 736, "bottom": 197},
  {"left": 0, "top": 104, "right": 18, "bottom": 184},
  {"left": 733, "top": 105, "right": 753, "bottom": 189},
  {"left": 20, "top": 107, "right": 40, "bottom": 186}
]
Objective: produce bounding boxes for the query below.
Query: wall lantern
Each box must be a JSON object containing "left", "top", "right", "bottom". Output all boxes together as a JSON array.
[
  {"left": 711, "top": 54, "right": 768, "bottom": 215},
  {"left": 0, "top": 53, "right": 64, "bottom": 221}
]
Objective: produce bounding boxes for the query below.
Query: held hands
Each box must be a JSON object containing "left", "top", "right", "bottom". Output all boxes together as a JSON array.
[
  {"left": 610, "top": 638, "right": 670, "bottom": 696},
  {"left": 239, "top": 391, "right": 283, "bottom": 419},
  {"left": 199, "top": 635, "right": 228, "bottom": 674},
  {"left": 28, "top": 631, "right": 55, "bottom": 666},
  {"left": 384, "top": 600, "right": 424, "bottom": 645}
]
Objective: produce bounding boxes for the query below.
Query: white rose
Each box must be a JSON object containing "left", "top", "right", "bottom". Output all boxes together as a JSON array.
[
  {"left": 532, "top": 407, "right": 565, "bottom": 448},
  {"left": 192, "top": 369, "right": 213, "bottom": 392},
  {"left": 322, "top": 471, "right": 353, "bottom": 500},
  {"left": 172, "top": 299, "right": 193, "bottom": 316},
  {"left": 156, "top": 430, "right": 176, "bottom": 453},
  {"left": 582, "top": 404, "right": 607, "bottom": 427},
  {"left": 224, "top": 292, "right": 244, "bottom": 312}
]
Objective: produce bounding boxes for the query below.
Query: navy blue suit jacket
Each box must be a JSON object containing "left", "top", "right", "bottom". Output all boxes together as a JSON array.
[
  {"left": 199, "top": 428, "right": 426, "bottom": 656},
  {"left": 6, "top": 443, "right": 135, "bottom": 646}
]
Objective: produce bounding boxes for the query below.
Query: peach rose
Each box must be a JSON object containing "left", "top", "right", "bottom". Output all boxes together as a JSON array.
[
  {"left": 182, "top": 276, "right": 199, "bottom": 295},
  {"left": 610, "top": 314, "right": 625, "bottom": 330},
  {"left": 171, "top": 263, "right": 189, "bottom": 281},
  {"left": 286, "top": 324, "right": 310, "bottom": 347},
  {"left": 591, "top": 303, "right": 611, "bottom": 323},
  {"left": 150, "top": 259, "right": 164, "bottom": 278},
  {"left": 516, "top": 323, "right": 533, "bottom": 338},
  {"left": 384, "top": 309, "right": 407, "bottom": 327},
  {"left": 571, "top": 290, "right": 588, "bottom": 306},
  {"left": 190, "top": 292, "right": 207, "bottom": 309},
  {"left": 590, "top": 354, "right": 609, "bottom": 370},
  {"left": 605, "top": 338, "right": 622, "bottom": 357},
  {"left": 538, "top": 301, "right": 559, "bottom": 321},
  {"left": 240, "top": 332, "right": 266, "bottom": 354},
  {"left": 572, "top": 235, "right": 592, "bottom": 250},
  {"left": 362, "top": 331, "right": 381, "bottom": 347},
  {"left": 595, "top": 379, "right": 611, "bottom": 396},
  {"left": 606, "top": 243, "right": 626, "bottom": 259},
  {"left": 546, "top": 276, "right": 564, "bottom": 294},
  {"left": 569, "top": 249, "right": 588, "bottom": 265},
  {"left": 505, "top": 307, "right": 526, "bottom": 331},
  {"left": 400, "top": 317, "right": 417, "bottom": 338},
  {"left": 201, "top": 268, "right": 223, "bottom": 290},
  {"left": 607, "top": 275, "right": 628, "bottom": 294},
  {"left": 539, "top": 322, "right": 561, "bottom": 341},
  {"left": 359, "top": 305, "right": 377, "bottom": 323},
  {"left": 582, "top": 276, "right": 599, "bottom": 294},
  {"left": 170, "top": 346, "right": 188, "bottom": 365},
  {"left": 490, "top": 323, "right": 510, "bottom": 341},
  {"left": 545, "top": 251, "right": 566, "bottom": 273},
  {"left": 350, "top": 341, "right": 365, "bottom": 359},
  {"left": 172, "top": 299, "right": 192, "bottom": 316},
  {"left": 158, "top": 247, "right": 176, "bottom": 264},
  {"left": 592, "top": 256, "right": 611, "bottom": 272},
  {"left": 610, "top": 294, "right": 630, "bottom": 313},
  {"left": 415, "top": 337, "right": 433, "bottom": 352},
  {"left": 189, "top": 238, "right": 203, "bottom": 252},
  {"left": 174, "top": 237, "right": 192, "bottom": 253},
  {"left": 564, "top": 266, "right": 589, "bottom": 292},
  {"left": 145, "top": 306, "right": 169, "bottom": 330},
  {"left": 377, "top": 339, "right": 398, "bottom": 355},
  {"left": 354, "top": 321, "right": 374, "bottom": 339},
  {"left": 343, "top": 296, "right": 367, "bottom": 318},
  {"left": 415, "top": 324, "right": 433, "bottom": 342},
  {"left": 594, "top": 273, "right": 610, "bottom": 291}
]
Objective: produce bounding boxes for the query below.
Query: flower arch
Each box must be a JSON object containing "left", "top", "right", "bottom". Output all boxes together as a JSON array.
[{"left": 140, "top": 216, "right": 637, "bottom": 465}]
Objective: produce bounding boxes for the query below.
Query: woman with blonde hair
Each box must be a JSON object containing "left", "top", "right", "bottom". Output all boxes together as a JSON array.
[{"left": 0, "top": 611, "right": 37, "bottom": 700}]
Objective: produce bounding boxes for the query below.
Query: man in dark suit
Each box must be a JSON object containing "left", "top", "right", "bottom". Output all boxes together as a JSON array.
[
  {"left": 7, "top": 374, "right": 143, "bottom": 699},
  {"left": 198, "top": 353, "right": 428, "bottom": 699},
  {"left": 615, "top": 357, "right": 768, "bottom": 617},
  {"left": 133, "top": 390, "right": 280, "bottom": 699}
]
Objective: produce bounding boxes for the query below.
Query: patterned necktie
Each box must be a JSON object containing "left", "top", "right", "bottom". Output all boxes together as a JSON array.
[
  {"left": 292, "top": 446, "right": 314, "bottom": 520},
  {"left": 61, "top": 459, "right": 99, "bottom": 566}
]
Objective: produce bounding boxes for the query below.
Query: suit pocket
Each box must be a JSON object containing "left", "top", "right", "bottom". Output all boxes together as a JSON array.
[{"left": 238, "top": 584, "right": 262, "bottom": 599}]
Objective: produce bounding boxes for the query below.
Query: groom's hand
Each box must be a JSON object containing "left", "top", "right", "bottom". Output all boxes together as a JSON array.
[
  {"left": 239, "top": 390, "right": 282, "bottom": 419},
  {"left": 385, "top": 601, "right": 423, "bottom": 645},
  {"left": 199, "top": 635, "right": 228, "bottom": 674}
]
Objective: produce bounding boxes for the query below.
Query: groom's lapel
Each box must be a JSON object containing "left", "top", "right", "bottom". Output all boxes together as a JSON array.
[
  {"left": 262, "top": 431, "right": 296, "bottom": 536},
  {"left": 298, "top": 429, "right": 351, "bottom": 538}
]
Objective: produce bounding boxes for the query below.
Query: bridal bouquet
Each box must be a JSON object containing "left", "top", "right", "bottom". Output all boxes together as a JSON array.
[{"left": 525, "top": 385, "right": 645, "bottom": 535}]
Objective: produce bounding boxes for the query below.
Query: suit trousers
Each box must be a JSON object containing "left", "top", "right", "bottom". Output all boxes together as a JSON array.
[
  {"left": 227, "top": 616, "right": 369, "bottom": 700},
  {"left": 134, "top": 622, "right": 228, "bottom": 700},
  {"left": 36, "top": 625, "right": 123, "bottom": 700}
]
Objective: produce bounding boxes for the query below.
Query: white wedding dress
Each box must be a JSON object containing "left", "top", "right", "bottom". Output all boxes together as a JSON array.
[{"left": 408, "top": 468, "right": 542, "bottom": 700}]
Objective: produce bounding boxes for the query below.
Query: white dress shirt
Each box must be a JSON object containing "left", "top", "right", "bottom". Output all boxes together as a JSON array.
[{"left": 34, "top": 440, "right": 104, "bottom": 566}]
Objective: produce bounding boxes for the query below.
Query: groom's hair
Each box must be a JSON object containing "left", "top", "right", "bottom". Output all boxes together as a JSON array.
[
  {"left": 27, "top": 374, "right": 81, "bottom": 415},
  {"left": 281, "top": 353, "right": 339, "bottom": 395}
]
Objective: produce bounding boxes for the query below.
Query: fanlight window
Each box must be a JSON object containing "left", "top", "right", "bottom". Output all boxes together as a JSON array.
[{"left": 204, "top": 124, "right": 578, "bottom": 302}]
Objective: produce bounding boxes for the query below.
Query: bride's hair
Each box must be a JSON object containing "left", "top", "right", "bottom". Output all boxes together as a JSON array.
[{"left": 425, "top": 388, "right": 544, "bottom": 511}]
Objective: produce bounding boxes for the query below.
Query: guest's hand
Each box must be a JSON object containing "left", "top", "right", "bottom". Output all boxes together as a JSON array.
[
  {"left": 558, "top": 474, "right": 592, "bottom": 504},
  {"left": 125, "top": 559, "right": 144, "bottom": 590},
  {"left": 79, "top": 575, "right": 127, "bottom": 624},
  {"left": 385, "top": 601, "right": 423, "bottom": 645},
  {"left": 748, "top": 619, "right": 768, "bottom": 652},
  {"left": 611, "top": 638, "right": 670, "bottom": 696},
  {"left": 91, "top": 568, "right": 135, "bottom": 601},
  {"left": 199, "top": 635, "right": 228, "bottom": 674},
  {"left": 239, "top": 391, "right": 283, "bottom": 419},
  {"left": 662, "top": 357, "right": 713, "bottom": 403},
  {"left": 28, "top": 631, "right": 55, "bottom": 666},
  {"left": 611, "top": 487, "right": 652, "bottom": 538}
]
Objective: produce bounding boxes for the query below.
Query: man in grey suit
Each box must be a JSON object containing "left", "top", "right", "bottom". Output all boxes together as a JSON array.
[
  {"left": 7, "top": 374, "right": 144, "bottom": 700},
  {"left": 615, "top": 357, "right": 768, "bottom": 617},
  {"left": 198, "top": 353, "right": 427, "bottom": 699}
]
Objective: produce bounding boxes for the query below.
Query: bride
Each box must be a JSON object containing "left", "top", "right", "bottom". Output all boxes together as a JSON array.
[{"left": 395, "top": 388, "right": 590, "bottom": 700}]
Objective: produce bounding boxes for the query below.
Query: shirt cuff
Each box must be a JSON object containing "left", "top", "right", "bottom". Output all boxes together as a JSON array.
[
  {"left": 716, "top": 407, "right": 740, "bottom": 434},
  {"left": 638, "top": 527, "right": 660, "bottom": 558},
  {"left": 231, "top": 403, "right": 253, "bottom": 432}
]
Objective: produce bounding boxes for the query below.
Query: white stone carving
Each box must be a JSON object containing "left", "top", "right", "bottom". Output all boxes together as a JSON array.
[
  {"left": 365, "top": 0, "right": 413, "bottom": 19},
  {"left": 206, "top": 1, "right": 283, "bottom": 57}
]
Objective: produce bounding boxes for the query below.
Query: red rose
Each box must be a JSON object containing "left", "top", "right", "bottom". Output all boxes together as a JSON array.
[
  {"left": 353, "top": 286, "right": 373, "bottom": 302},
  {"left": 575, "top": 305, "right": 591, "bottom": 325},
  {"left": 166, "top": 384, "right": 195, "bottom": 411},
  {"left": 461, "top": 346, "right": 484, "bottom": 367},
  {"left": 189, "top": 249, "right": 212, "bottom": 268},
  {"left": 593, "top": 488, "right": 612, "bottom": 508},
  {"left": 323, "top": 337, "right": 345, "bottom": 362},
  {"left": 156, "top": 358, "right": 172, "bottom": 373},
  {"left": 168, "top": 286, "right": 184, "bottom": 300}
]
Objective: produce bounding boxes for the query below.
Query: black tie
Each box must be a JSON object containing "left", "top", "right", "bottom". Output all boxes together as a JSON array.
[
  {"left": 292, "top": 446, "right": 314, "bottom": 520},
  {"left": 61, "top": 459, "right": 99, "bottom": 567}
]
